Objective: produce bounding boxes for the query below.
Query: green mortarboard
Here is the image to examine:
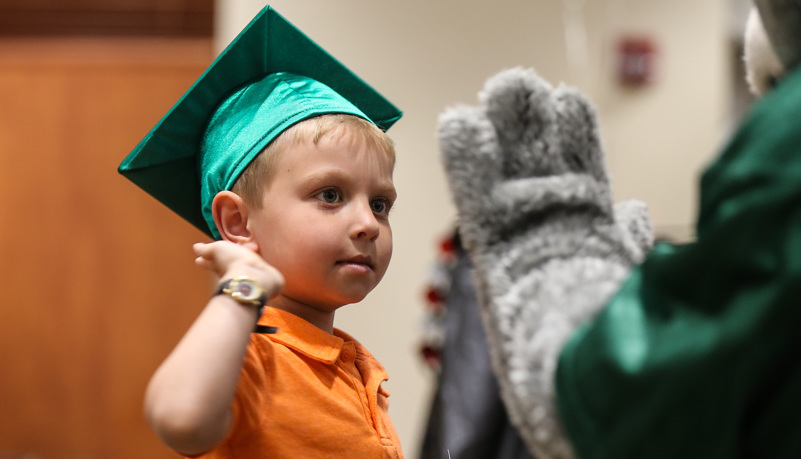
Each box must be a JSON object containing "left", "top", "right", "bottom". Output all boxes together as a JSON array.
[{"left": 118, "top": 6, "right": 402, "bottom": 240}]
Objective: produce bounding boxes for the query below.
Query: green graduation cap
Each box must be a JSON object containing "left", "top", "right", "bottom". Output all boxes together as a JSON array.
[{"left": 118, "top": 5, "right": 402, "bottom": 240}]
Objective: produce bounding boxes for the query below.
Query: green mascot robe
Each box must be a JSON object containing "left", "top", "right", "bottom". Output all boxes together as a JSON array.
[{"left": 557, "top": 64, "right": 801, "bottom": 458}]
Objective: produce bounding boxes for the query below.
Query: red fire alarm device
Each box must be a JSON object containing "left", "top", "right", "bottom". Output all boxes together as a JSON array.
[{"left": 617, "top": 36, "right": 658, "bottom": 87}]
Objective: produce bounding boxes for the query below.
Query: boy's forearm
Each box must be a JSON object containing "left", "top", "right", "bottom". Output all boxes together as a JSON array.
[{"left": 145, "top": 296, "right": 260, "bottom": 455}]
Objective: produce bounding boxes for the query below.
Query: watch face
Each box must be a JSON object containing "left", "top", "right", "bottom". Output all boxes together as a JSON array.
[
  {"left": 219, "top": 276, "right": 266, "bottom": 307},
  {"left": 232, "top": 280, "right": 259, "bottom": 302}
]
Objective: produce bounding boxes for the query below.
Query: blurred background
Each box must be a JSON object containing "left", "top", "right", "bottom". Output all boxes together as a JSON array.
[{"left": 0, "top": 0, "right": 756, "bottom": 457}]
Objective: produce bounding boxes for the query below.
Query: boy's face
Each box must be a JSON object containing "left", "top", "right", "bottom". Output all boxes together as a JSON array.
[{"left": 247, "top": 127, "right": 396, "bottom": 313}]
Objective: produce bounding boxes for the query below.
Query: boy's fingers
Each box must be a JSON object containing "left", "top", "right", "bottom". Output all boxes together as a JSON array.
[
  {"left": 194, "top": 256, "right": 214, "bottom": 270},
  {"left": 193, "top": 242, "right": 220, "bottom": 260},
  {"left": 192, "top": 241, "right": 245, "bottom": 272},
  {"left": 192, "top": 242, "right": 284, "bottom": 296}
]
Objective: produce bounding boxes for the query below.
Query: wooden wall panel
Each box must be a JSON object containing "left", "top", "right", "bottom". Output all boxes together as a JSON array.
[
  {"left": 0, "top": 0, "right": 214, "bottom": 37},
  {"left": 0, "top": 38, "right": 214, "bottom": 458}
]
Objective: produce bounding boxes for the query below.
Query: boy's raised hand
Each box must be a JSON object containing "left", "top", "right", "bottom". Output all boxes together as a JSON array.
[
  {"left": 438, "top": 67, "right": 653, "bottom": 459},
  {"left": 145, "top": 241, "right": 284, "bottom": 455},
  {"left": 193, "top": 241, "right": 284, "bottom": 300}
]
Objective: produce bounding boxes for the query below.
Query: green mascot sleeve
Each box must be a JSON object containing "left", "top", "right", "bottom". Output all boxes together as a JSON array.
[{"left": 557, "top": 64, "right": 801, "bottom": 458}]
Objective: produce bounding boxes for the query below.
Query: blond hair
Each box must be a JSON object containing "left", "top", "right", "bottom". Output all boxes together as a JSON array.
[{"left": 232, "top": 114, "right": 396, "bottom": 208}]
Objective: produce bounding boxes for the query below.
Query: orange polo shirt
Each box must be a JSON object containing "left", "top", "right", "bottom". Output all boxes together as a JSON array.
[{"left": 191, "top": 307, "right": 403, "bottom": 458}]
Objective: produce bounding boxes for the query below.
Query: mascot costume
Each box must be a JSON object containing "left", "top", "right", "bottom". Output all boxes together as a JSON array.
[{"left": 438, "top": 0, "right": 801, "bottom": 457}]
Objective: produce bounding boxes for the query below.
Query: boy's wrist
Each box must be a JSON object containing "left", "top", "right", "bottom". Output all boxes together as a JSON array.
[{"left": 214, "top": 276, "right": 278, "bottom": 334}]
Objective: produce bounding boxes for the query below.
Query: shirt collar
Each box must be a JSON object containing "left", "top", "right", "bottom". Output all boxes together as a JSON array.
[
  {"left": 258, "top": 307, "right": 345, "bottom": 364},
  {"left": 259, "top": 307, "right": 387, "bottom": 377}
]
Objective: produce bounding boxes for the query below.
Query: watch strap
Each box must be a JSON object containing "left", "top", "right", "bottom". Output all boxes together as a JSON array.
[
  {"left": 214, "top": 276, "right": 268, "bottom": 308},
  {"left": 214, "top": 276, "right": 276, "bottom": 334}
]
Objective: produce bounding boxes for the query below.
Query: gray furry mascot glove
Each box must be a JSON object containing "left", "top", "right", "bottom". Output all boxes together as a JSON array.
[{"left": 438, "top": 68, "right": 653, "bottom": 458}]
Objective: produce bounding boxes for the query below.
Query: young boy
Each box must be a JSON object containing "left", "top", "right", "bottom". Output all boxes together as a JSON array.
[{"left": 118, "top": 7, "right": 404, "bottom": 458}]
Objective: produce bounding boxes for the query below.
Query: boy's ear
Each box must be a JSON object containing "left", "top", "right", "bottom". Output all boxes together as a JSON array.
[{"left": 211, "top": 191, "right": 259, "bottom": 251}]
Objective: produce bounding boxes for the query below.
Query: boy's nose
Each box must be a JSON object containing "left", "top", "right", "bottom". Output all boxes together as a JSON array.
[{"left": 350, "top": 201, "right": 380, "bottom": 241}]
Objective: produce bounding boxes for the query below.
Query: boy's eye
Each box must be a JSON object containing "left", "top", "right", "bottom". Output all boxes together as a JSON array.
[
  {"left": 316, "top": 189, "right": 342, "bottom": 204},
  {"left": 371, "top": 198, "right": 389, "bottom": 214}
]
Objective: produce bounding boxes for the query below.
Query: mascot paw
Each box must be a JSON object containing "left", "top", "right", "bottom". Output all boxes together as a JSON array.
[
  {"left": 437, "top": 68, "right": 655, "bottom": 459},
  {"left": 439, "top": 67, "right": 650, "bottom": 261}
]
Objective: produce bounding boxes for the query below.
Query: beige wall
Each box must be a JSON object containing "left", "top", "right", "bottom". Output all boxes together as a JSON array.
[{"left": 215, "top": 0, "right": 730, "bottom": 454}]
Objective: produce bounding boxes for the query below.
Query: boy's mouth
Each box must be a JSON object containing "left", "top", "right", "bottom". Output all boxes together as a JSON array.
[{"left": 338, "top": 255, "right": 373, "bottom": 270}]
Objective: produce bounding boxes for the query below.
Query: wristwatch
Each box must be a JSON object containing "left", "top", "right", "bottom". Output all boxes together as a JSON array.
[{"left": 214, "top": 276, "right": 268, "bottom": 309}]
